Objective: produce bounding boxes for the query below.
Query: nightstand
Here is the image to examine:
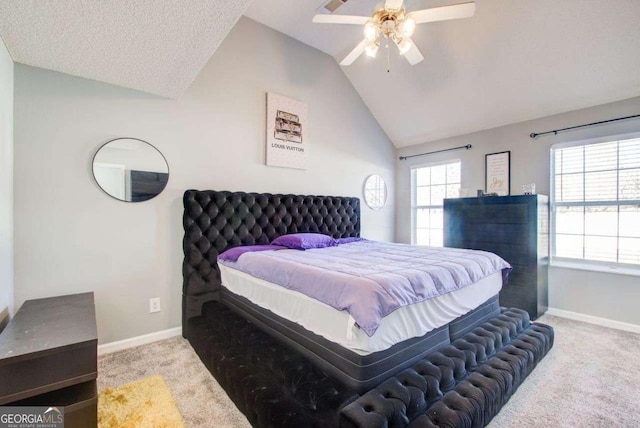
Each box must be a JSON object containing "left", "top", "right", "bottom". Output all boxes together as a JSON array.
[{"left": 0, "top": 293, "right": 98, "bottom": 427}]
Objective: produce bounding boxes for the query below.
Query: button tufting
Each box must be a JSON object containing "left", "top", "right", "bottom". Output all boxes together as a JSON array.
[
  {"left": 184, "top": 191, "right": 555, "bottom": 428},
  {"left": 340, "top": 309, "right": 554, "bottom": 428}
]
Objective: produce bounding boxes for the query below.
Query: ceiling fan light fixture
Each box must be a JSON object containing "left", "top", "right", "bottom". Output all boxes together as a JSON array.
[
  {"left": 401, "top": 16, "right": 416, "bottom": 37},
  {"left": 365, "top": 42, "right": 379, "bottom": 58},
  {"left": 363, "top": 22, "right": 378, "bottom": 42},
  {"left": 314, "top": 0, "right": 476, "bottom": 67},
  {"left": 397, "top": 38, "right": 412, "bottom": 54}
]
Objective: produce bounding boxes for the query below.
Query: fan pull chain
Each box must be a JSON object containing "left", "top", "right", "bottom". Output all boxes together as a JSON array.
[{"left": 386, "top": 41, "right": 390, "bottom": 73}]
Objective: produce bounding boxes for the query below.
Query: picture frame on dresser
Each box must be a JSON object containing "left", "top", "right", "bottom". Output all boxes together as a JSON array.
[{"left": 485, "top": 150, "right": 511, "bottom": 195}]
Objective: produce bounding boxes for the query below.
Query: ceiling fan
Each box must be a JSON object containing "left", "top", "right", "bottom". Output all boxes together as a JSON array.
[{"left": 313, "top": 0, "right": 476, "bottom": 66}]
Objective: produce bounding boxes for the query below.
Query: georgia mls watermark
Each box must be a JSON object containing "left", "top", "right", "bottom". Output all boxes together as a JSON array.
[{"left": 0, "top": 407, "right": 64, "bottom": 428}]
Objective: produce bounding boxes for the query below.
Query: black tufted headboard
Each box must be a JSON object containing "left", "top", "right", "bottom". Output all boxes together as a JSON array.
[{"left": 182, "top": 190, "right": 361, "bottom": 329}]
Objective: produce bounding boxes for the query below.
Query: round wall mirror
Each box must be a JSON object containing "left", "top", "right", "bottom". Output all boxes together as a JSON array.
[
  {"left": 92, "top": 138, "right": 169, "bottom": 202},
  {"left": 363, "top": 174, "right": 387, "bottom": 210}
]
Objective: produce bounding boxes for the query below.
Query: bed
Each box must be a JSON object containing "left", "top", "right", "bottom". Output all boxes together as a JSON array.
[{"left": 182, "top": 190, "right": 554, "bottom": 427}]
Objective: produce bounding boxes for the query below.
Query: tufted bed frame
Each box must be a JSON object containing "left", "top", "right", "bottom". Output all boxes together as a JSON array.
[
  {"left": 183, "top": 190, "right": 360, "bottom": 325},
  {"left": 183, "top": 190, "right": 555, "bottom": 427}
]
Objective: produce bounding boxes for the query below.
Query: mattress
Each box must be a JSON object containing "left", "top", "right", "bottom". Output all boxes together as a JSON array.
[
  {"left": 218, "top": 240, "right": 510, "bottom": 337},
  {"left": 218, "top": 286, "right": 500, "bottom": 393},
  {"left": 220, "top": 264, "right": 502, "bottom": 354}
]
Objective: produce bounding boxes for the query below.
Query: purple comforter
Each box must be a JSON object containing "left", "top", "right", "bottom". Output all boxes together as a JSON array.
[{"left": 218, "top": 240, "right": 511, "bottom": 337}]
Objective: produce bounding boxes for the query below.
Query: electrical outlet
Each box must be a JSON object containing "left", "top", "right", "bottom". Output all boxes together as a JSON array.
[{"left": 149, "top": 297, "right": 161, "bottom": 313}]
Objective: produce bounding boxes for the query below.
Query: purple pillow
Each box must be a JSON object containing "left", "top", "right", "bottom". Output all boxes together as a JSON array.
[
  {"left": 336, "top": 237, "right": 365, "bottom": 244},
  {"left": 218, "top": 245, "right": 286, "bottom": 262},
  {"left": 270, "top": 233, "right": 338, "bottom": 250}
]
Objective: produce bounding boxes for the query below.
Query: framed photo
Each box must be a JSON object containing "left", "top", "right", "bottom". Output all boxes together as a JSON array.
[
  {"left": 485, "top": 151, "right": 510, "bottom": 195},
  {"left": 266, "top": 93, "right": 308, "bottom": 169}
]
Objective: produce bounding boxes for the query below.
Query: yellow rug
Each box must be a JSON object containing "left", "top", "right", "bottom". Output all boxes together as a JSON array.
[{"left": 98, "top": 374, "right": 185, "bottom": 428}]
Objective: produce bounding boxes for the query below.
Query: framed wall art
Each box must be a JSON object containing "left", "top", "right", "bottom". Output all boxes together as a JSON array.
[
  {"left": 266, "top": 92, "right": 308, "bottom": 169},
  {"left": 485, "top": 151, "right": 510, "bottom": 195}
]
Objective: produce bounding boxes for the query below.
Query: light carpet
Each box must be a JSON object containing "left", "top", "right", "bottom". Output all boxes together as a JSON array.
[
  {"left": 489, "top": 314, "right": 640, "bottom": 427},
  {"left": 98, "top": 337, "right": 250, "bottom": 427},
  {"left": 98, "top": 315, "right": 640, "bottom": 427},
  {"left": 98, "top": 375, "right": 184, "bottom": 428}
]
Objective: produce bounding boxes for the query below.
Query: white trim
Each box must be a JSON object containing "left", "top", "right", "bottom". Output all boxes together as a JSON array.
[
  {"left": 409, "top": 157, "right": 462, "bottom": 171},
  {"left": 550, "top": 131, "right": 640, "bottom": 150},
  {"left": 98, "top": 326, "right": 182, "bottom": 356},
  {"left": 551, "top": 259, "right": 640, "bottom": 277},
  {"left": 546, "top": 307, "right": 640, "bottom": 334}
]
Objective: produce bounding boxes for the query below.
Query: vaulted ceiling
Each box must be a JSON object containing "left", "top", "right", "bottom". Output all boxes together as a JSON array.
[
  {"left": 246, "top": 0, "right": 640, "bottom": 147},
  {"left": 1, "top": 0, "right": 640, "bottom": 147}
]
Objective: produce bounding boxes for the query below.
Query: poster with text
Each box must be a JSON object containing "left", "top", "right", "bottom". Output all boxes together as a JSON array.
[
  {"left": 485, "top": 151, "right": 510, "bottom": 195},
  {"left": 266, "top": 93, "right": 308, "bottom": 169}
]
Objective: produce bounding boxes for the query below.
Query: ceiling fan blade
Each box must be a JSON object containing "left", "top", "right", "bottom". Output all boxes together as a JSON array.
[
  {"left": 385, "top": 0, "right": 404, "bottom": 10},
  {"left": 397, "top": 38, "right": 424, "bottom": 65},
  {"left": 312, "top": 14, "right": 370, "bottom": 25},
  {"left": 404, "top": 44, "right": 424, "bottom": 65},
  {"left": 410, "top": 2, "right": 476, "bottom": 24},
  {"left": 340, "top": 40, "right": 367, "bottom": 66}
]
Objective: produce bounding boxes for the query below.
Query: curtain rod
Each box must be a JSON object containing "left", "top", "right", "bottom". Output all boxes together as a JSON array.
[
  {"left": 399, "top": 144, "right": 472, "bottom": 161},
  {"left": 530, "top": 114, "right": 640, "bottom": 139}
]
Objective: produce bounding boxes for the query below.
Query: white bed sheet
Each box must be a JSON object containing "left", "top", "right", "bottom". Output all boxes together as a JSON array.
[{"left": 220, "top": 264, "right": 502, "bottom": 355}]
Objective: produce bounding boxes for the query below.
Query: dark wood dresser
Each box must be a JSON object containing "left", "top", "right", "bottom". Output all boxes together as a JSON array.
[
  {"left": 0, "top": 293, "right": 97, "bottom": 427},
  {"left": 444, "top": 195, "right": 549, "bottom": 319}
]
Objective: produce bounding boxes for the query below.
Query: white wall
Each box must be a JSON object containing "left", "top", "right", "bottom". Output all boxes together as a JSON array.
[
  {"left": 13, "top": 17, "right": 396, "bottom": 344},
  {"left": 0, "top": 37, "right": 14, "bottom": 326},
  {"left": 396, "top": 96, "right": 640, "bottom": 326}
]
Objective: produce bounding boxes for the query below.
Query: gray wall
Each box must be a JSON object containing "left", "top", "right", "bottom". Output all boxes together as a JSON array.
[
  {"left": 13, "top": 17, "right": 396, "bottom": 343},
  {"left": 0, "top": 38, "right": 13, "bottom": 327},
  {"left": 396, "top": 96, "right": 640, "bottom": 326}
]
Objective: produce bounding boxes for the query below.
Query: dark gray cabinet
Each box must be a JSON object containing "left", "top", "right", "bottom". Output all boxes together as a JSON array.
[
  {"left": 444, "top": 195, "right": 549, "bottom": 320},
  {"left": 0, "top": 293, "right": 97, "bottom": 427}
]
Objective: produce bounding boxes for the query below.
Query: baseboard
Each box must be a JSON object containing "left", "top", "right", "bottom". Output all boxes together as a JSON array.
[
  {"left": 546, "top": 307, "right": 640, "bottom": 334},
  {"left": 98, "top": 326, "right": 182, "bottom": 356}
]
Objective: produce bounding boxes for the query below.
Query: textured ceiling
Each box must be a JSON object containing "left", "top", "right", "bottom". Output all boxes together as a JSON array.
[
  {"left": 246, "top": 0, "right": 640, "bottom": 147},
  {"left": 0, "top": 0, "right": 252, "bottom": 98}
]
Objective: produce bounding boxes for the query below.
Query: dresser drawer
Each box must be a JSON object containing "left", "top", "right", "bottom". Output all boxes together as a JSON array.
[
  {"left": 500, "top": 285, "right": 535, "bottom": 309},
  {"left": 450, "top": 203, "right": 528, "bottom": 224},
  {"left": 458, "top": 223, "right": 530, "bottom": 245},
  {"left": 450, "top": 241, "right": 531, "bottom": 266},
  {"left": 504, "top": 269, "right": 536, "bottom": 288}
]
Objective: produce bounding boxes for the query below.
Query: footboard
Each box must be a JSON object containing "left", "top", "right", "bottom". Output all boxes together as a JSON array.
[{"left": 339, "top": 308, "right": 554, "bottom": 427}]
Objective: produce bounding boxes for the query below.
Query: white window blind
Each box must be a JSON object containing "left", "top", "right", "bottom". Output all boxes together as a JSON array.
[
  {"left": 552, "top": 136, "right": 640, "bottom": 266},
  {"left": 411, "top": 161, "right": 461, "bottom": 246}
]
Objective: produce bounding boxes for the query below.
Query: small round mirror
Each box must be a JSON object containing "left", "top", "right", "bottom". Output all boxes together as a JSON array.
[
  {"left": 92, "top": 138, "right": 169, "bottom": 202},
  {"left": 363, "top": 174, "right": 387, "bottom": 210}
]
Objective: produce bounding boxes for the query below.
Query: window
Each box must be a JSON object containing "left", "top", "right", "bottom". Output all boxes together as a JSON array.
[
  {"left": 552, "top": 136, "right": 640, "bottom": 267},
  {"left": 411, "top": 161, "right": 461, "bottom": 246}
]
